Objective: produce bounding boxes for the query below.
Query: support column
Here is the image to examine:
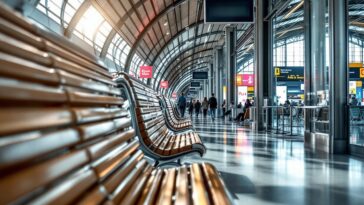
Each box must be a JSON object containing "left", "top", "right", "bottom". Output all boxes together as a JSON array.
[
  {"left": 254, "top": 0, "right": 270, "bottom": 131},
  {"left": 209, "top": 63, "right": 214, "bottom": 97},
  {"left": 225, "top": 26, "right": 237, "bottom": 107},
  {"left": 329, "top": 0, "right": 348, "bottom": 154},
  {"left": 304, "top": 0, "right": 312, "bottom": 135},
  {"left": 214, "top": 47, "right": 223, "bottom": 108},
  {"left": 304, "top": 0, "right": 331, "bottom": 152}
]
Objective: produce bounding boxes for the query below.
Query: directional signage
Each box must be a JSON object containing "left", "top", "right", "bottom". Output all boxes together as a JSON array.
[
  {"left": 139, "top": 66, "right": 153, "bottom": 78},
  {"left": 160, "top": 81, "right": 168, "bottom": 88},
  {"left": 275, "top": 67, "right": 304, "bottom": 81},
  {"left": 191, "top": 82, "right": 201, "bottom": 87},
  {"left": 192, "top": 72, "right": 208, "bottom": 79}
]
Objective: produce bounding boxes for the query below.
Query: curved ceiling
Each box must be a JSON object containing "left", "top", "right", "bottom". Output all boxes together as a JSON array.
[
  {"left": 23, "top": 0, "right": 364, "bottom": 96},
  {"left": 92, "top": 0, "right": 244, "bottom": 92}
]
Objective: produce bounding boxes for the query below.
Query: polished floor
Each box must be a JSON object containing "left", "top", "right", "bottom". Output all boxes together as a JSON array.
[{"left": 184, "top": 115, "right": 364, "bottom": 205}]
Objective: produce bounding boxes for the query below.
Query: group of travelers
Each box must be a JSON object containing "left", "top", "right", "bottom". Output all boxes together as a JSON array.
[
  {"left": 219, "top": 99, "right": 253, "bottom": 122},
  {"left": 177, "top": 92, "right": 253, "bottom": 123},
  {"left": 177, "top": 93, "right": 218, "bottom": 121}
]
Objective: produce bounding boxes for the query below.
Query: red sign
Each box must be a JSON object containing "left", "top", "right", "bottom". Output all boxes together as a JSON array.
[
  {"left": 139, "top": 66, "right": 153, "bottom": 78},
  {"left": 172, "top": 92, "right": 177, "bottom": 98},
  {"left": 161, "top": 81, "right": 169, "bottom": 88},
  {"left": 242, "top": 74, "right": 255, "bottom": 86}
]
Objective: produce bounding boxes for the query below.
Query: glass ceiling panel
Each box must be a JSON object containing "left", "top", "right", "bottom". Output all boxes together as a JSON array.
[
  {"left": 74, "top": 6, "right": 104, "bottom": 45},
  {"left": 36, "top": 0, "right": 84, "bottom": 27},
  {"left": 107, "top": 34, "right": 130, "bottom": 69},
  {"left": 36, "top": 0, "right": 64, "bottom": 24}
]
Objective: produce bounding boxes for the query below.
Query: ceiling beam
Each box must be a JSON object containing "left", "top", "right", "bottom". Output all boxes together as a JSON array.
[{"left": 124, "top": 0, "right": 188, "bottom": 72}]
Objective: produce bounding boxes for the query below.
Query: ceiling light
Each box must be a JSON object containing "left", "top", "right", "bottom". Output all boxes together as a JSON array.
[
  {"left": 166, "top": 32, "right": 170, "bottom": 35},
  {"left": 164, "top": 22, "right": 168, "bottom": 26}
]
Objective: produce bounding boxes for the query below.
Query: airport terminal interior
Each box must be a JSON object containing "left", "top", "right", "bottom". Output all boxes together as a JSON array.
[{"left": 1, "top": 0, "right": 364, "bottom": 204}]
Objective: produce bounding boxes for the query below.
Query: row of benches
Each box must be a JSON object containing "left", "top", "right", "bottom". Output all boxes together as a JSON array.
[
  {"left": 160, "top": 96, "right": 193, "bottom": 131},
  {"left": 116, "top": 75, "right": 205, "bottom": 164},
  {"left": 0, "top": 3, "right": 233, "bottom": 205}
]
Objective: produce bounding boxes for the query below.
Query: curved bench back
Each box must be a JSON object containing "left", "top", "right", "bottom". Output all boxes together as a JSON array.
[{"left": 0, "top": 4, "right": 150, "bottom": 204}]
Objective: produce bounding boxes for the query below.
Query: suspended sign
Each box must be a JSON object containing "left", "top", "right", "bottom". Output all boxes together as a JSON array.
[
  {"left": 192, "top": 72, "right": 208, "bottom": 79},
  {"left": 236, "top": 74, "right": 254, "bottom": 86},
  {"left": 160, "top": 81, "right": 169, "bottom": 88},
  {"left": 139, "top": 66, "right": 153, "bottom": 78},
  {"left": 172, "top": 92, "right": 177, "bottom": 98},
  {"left": 242, "top": 74, "right": 254, "bottom": 86},
  {"left": 191, "top": 82, "right": 201, "bottom": 87},
  {"left": 275, "top": 67, "right": 304, "bottom": 81}
]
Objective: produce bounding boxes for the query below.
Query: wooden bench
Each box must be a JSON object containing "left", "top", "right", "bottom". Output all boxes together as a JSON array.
[
  {"left": 116, "top": 75, "right": 206, "bottom": 162},
  {"left": 159, "top": 96, "right": 193, "bottom": 132},
  {"left": 0, "top": 3, "right": 233, "bottom": 204}
]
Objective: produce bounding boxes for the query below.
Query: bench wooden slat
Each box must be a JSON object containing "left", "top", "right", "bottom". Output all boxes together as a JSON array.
[
  {"left": 0, "top": 108, "right": 72, "bottom": 136},
  {"left": 118, "top": 165, "right": 153, "bottom": 205},
  {"left": 28, "top": 167, "right": 98, "bottom": 205},
  {"left": 0, "top": 128, "right": 80, "bottom": 170},
  {"left": 0, "top": 33, "right": 51, "bottom": 65},
  {"left": 0, "top": 150, "right": 89, "bottom": 205},
  {"left": 73, "top": 107, "right": 127, "bottom": 124},
  {"left": 175, "top": 166, "right": 190, "bottom": 205},
  {"left": 66, "top": 89, "right": 123, "bottom": 105},
  {"left": 0, "top": 17, "right": 43, "bottom": 48},
  {"left": 202, "top": 163, "right": 232, "bottom": 205},
  {"left": 156, "top": 168, "right": 176, "bottom": 205},
  {"left": 0, "top": 51, "right": 59, "bottom": 85},
  {"left": 137, "top": 169, "right": 164, "bottom": 204},
  {"left": 0, "top": 77, "right": 67, "bottom": 103},
  {"left": 110, "top": 160, "right": 149, "bottom": 204},
  {"left": 87, "top": 129, "right": 135, "bottom": 160},
  {"left": 75, "top": 185, "right": 107, "bottom": 205},
  {"left": 190, "top": 164, "right": 210, "bottom": 205},
  {"left": 95, "top": 142, "right": 141, "bottom": 181}
]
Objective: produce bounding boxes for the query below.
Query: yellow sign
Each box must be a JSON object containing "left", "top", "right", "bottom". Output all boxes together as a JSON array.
[
  {"left": 247, "top": 87, "right": 254, "bottom": 92},
  {"left": 357, "top": 81, "right": 362, "bottom": 87},
  {"left": 360, "top": 68, "right": 364, "bottom": 78},
  {"left": 349, "top": 63, "right": 364, "bottom": 68},
  {"left": 275, "top": 67, "right": 280, "bottom": 76}
]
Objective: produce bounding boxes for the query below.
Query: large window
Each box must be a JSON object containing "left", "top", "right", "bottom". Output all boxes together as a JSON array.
[{"left": 273, "top": 36, "right": 304, "bottom": 67}]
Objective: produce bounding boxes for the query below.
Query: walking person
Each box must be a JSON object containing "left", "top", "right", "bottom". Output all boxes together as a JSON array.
[
  {"left": 202, "top": 97, "right": 208, "bottom": 118},
  {"left": 208, "top": 93, "right": 218, "bottom": 121},
  {"left": 195, "top": 100, "right": 201, "bottom": 117},
  {"left": 177, "top": 92, "right": 187, "bottom": 117},
  {"left": 188, "top": 100, "right": 194, "bottom": 117},
  {"left": 221, "top": 100, "right": 226, "bottom": 117}
]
